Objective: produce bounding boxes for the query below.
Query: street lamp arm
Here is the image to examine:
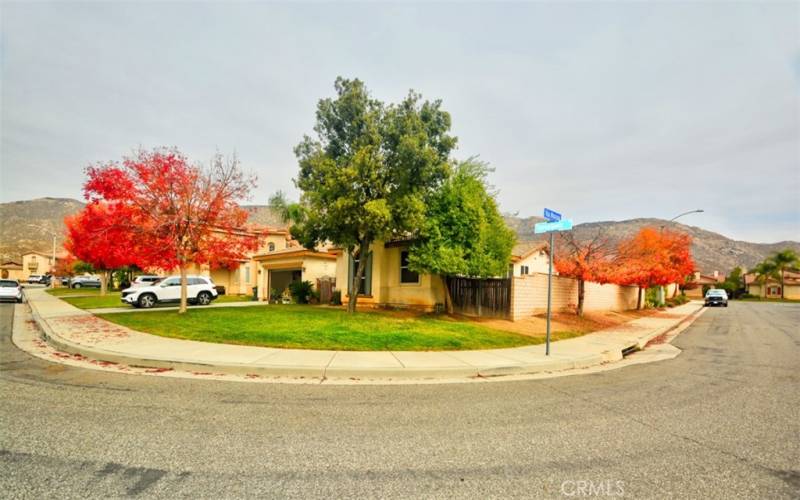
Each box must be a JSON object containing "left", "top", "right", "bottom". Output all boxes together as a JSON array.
[{"left": 669, "top": 209, "right": 704, "bottom": 223}]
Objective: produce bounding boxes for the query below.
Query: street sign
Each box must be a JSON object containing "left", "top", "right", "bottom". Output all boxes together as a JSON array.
[
  {"left": 534, "top": 219, "right": 573, "bottom": 234},
  {"left": 543, "top": 208, "right": 561, "bottom": 222}
]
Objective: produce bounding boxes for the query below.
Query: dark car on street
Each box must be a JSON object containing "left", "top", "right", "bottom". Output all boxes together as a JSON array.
[
  {"left": 704, "top": 289, "right": 728, "bottom": 307},
  {"left": 70, "top": 276, "right": 102, "bottom": 289}
]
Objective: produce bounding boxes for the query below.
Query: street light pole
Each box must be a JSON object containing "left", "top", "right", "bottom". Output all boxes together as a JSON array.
[{"left": 659, "top": 209, "right": 704, "bottom": 303}]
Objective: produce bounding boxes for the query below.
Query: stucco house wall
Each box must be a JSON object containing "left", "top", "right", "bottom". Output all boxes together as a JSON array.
[{"left": 334, "top": 241, "right": 445, "bottom": 311}]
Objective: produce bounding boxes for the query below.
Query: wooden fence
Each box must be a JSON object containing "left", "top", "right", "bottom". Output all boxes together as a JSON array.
[{"left": 447, "top": 277, "right": 512, "bottom": 319}]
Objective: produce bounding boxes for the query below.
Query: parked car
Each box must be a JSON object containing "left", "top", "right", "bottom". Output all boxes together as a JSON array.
[
  {"left": 70, "top": 276, "right": 102, "bottom": 288},
  {"left": 121, "top": 275, "right": 218, "bottom": 308},
  {"left": 60, "top": 276, "right": 71, "bottom": 286},
  {"left": 131, "top": 275, "right": 162, "bottom": 288},
  {"left": 704, "top": 289, "right": 728, "bottom": 307},
  {"left": 0, "top": 280, "right": 23, "bottom": 303},
  {"left": 27, "top": 274, "right": 44, "bottom": 284}
]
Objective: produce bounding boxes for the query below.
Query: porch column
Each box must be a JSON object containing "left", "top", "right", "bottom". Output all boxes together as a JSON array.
[{"left": 258, "top": 265, "right": 268, "bottom": 301}]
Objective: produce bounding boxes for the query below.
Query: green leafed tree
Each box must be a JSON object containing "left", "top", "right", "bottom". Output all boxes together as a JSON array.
[
  {"left": 767, "top": 249, "right": 799, "bottom": 299},
  {"left": 291, "top": 77, "right": 457, "bottom": 313},
  {"left": 407, "top": 159, "right": 517, "bottom": 313}
]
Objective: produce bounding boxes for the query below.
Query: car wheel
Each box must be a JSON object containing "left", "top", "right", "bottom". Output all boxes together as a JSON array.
[
  {"left": 197, "top": 291, "right": 212, "bottom": 306},
  {"left": 16, "top": 298, "right": 23, "bottom": 303},
  {"left": 73, "top": 283, "right": 82, "bottom": 289},
  {"left": 138, "top": 293, "right": 156, "bottom": 309}
]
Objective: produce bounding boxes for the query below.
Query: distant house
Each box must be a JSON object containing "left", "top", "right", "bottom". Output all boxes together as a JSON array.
[
  {"left": 0, "top": 260, "right": 24, "bottom": 281},
  {"left": 685, "top": 271, "right": 725, "bottom": 298},
  {"left": 510, "top": 242, "right": 550, "bottom": 276},
  {"left": 745, "top": 270, "right": 800, "bottom": 299},
  {"left": 21, "top": 251, "right": 67, "bottom": 280}
]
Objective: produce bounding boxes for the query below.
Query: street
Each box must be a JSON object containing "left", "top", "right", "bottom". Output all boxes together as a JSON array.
[{"left": 1, "top": 302, "right": 798, "bottom": 499}]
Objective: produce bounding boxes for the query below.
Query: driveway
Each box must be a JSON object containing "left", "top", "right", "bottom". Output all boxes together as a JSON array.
[{"left": 0, "top": 301, "right": 798, "bottom": 498}]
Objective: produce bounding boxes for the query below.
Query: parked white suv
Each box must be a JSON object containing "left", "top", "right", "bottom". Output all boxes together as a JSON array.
[{"left": 121, "top": 275, "right": 218, "bottom": 308}]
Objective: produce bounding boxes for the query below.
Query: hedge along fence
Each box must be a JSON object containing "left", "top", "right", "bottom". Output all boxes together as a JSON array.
[{"left": 510, "top": 273, "right": 640, "bottom": 321}]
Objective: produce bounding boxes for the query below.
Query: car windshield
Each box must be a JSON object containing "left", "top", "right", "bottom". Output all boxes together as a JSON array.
[
  {"left": 0, "top": 280, "right": 19, "bottom": 287},
  {"left": 707, "top": 290, "right": 726, "bottom": 297}
]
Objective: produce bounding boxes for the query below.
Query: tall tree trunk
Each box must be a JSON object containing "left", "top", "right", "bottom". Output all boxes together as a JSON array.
[
  {"left": 179, "top": 264, "right": 188, "bottom": 314},
  {"left": 577, "top": 279, "right": 585, "bottom": 317},
  {"left": 637, "top": 286, "right": 643, "bottom": 310},
  {"left": 780, "top": 270, "right": 785, "bottom": 299},
  {"left": 440, "top": 275, "right": 453, "bottom": 314},
  {"left": 347, "top": 243, "right": 369, "bottom": 314},
  {"left": 100, "top": 270, "right": 108, "bottom": 296}
]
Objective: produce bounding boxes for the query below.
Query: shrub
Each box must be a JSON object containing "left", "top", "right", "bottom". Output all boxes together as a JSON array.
[
  {"left": 288, "top": 280, "right": 314, "bottom": 304},
  {"left": 331, "top": 289, "right": 342, "bottom": 306}
]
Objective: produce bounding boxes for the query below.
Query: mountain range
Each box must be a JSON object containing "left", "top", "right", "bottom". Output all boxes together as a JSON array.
[{"left": 2, "top": 197, "right": 797, "bottom": 275}]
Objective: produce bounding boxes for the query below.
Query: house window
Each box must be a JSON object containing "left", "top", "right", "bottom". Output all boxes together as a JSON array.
[
  {"left": 268, "top": 242, "right": 275, "bottom": 252},
  {"left": 245, "top": 265, "right": 251, "bottom": 283},
  {"left": 520, "top": 265, "right": 530, "bottom": 275},
  {"left": 348, "top": 251, "right": 372, "bottom": 295},
  {"left": 400, "top": 251, "right": 419, "bottom": 284}
]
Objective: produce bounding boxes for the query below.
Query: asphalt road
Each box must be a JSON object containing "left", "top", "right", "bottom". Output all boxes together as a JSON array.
[{"left": 1, "top": 301, "right": 798, "bottom": 499}]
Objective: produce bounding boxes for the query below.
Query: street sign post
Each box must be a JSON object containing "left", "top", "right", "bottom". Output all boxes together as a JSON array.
[{"left": 534, "top": 214, "right": 573, "bottom": 356}]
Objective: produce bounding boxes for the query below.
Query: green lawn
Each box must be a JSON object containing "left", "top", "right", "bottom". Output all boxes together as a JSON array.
[
  {"left": 97, "top": 305, "right": 554, "bottom": 351},
  {"left": 58, "top": 292, "right": 253, "bottom": 310}
]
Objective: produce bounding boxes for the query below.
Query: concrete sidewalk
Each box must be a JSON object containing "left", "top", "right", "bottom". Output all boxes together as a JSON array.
[{"left": 24, "top": 288, "right": 704, "bottom": 381}]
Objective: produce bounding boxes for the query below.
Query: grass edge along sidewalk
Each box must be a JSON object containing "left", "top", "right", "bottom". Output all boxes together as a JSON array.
[
  {"left": 25, "top": 287, "right": 705, "bottom": 381},
  {"left": 96, "top": 305, "right": 581, "bottom": 351}
]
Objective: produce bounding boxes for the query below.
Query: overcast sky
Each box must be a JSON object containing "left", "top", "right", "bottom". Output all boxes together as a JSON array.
[{"left": 1, "top": 2, "right": 798, "bottom": 243}]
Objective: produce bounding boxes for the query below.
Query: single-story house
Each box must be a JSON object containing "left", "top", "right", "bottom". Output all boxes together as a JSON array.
[
  {"left": 254, "top": 246, "right": 337, "bottom": 301},
  {"left": 745, "top": 270, "right": 800, "bottom": 299},
  {"left": 0, "top": 261, "right": 24, "bottom": 281},
  {"left": 332, "top": 240, "right": 446, "bottom": 312},
  {"left": 511, "top": 242, "right": 551, "bottom": 276}
]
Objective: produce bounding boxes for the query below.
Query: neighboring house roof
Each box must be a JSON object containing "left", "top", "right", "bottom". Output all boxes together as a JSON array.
[
  {"left": 23, "top": 250, "right": 63, "bottom": 259},
  {"left": 253, "top": 247, "right": 337, "bottom": 261},
  {"left": 693, "top": 274, "right": 723, "bottom": 285},
  {"left": 745, "top": 270, "right": 800, "bottom": 286},
  {"left": 511, "top": 242, "right": 549, "bottom": 263},
  {"left": 0, "top": 261, "right": 23, "bottom": 270}
]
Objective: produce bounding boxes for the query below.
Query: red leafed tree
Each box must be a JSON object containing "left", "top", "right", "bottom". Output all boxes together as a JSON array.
[
  {"left": 614, "top": 227, "right": 694, "bottom": 308},
  {"left": 83, "top": 147, "right": 258, "bottom": 313},
  {"left": 52, "top": 253, "right": 78, "bottom": 279},
  {"left": 65, "top": 202, "right": 139, "bottom": 295},
  {"left": 555, "top": 231, "right": 613, "bottom": 316}
]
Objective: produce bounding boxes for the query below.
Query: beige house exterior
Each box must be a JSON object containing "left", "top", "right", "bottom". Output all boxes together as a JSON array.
[
  {"left": 21, "top": 251, "right": 58, "bottom": 280},
  {"left": 254, "top": 247, "right": 337, "bottom": 301},
  {"left": 333, "top": 241, "right": 446, "bottom": 311},
  {"left": 0, "top": 261, "right": 24, "bottom": 281},
  {"left": 745, "top": 270, "right": 800, "bottom": 299},
  {"left": 511, "top": 242, "right": 550, "bottom": 276}
]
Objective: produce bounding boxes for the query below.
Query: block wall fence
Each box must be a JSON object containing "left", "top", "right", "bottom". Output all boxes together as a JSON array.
[{"left": 510, "top": 273, "right": 641, "bottom": 321}]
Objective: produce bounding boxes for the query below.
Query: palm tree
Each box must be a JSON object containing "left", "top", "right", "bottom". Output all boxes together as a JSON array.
[
  {"left": 753, "top": 260, "right": 778, "bottom": 298},
  {"left": 769, "top": 249, "right": 799, "bottom": 300}
]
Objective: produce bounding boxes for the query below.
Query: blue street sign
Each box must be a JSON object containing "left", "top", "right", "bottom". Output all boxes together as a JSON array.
[
  {"left": 534, "top": 219, "right": 573, "bottom": 234},
  {"left": 543, "top": 208, "right": 562, "bottom": 222}
]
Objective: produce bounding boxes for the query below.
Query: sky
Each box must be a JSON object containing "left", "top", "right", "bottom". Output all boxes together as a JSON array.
[{"left": 1, "top": 1, "right": 798, "bottom": 243}]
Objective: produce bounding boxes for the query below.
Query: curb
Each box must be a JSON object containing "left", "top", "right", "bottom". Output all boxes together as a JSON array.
[{"left": 26, "top": 292, "right": 705, "bottom": 382}]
